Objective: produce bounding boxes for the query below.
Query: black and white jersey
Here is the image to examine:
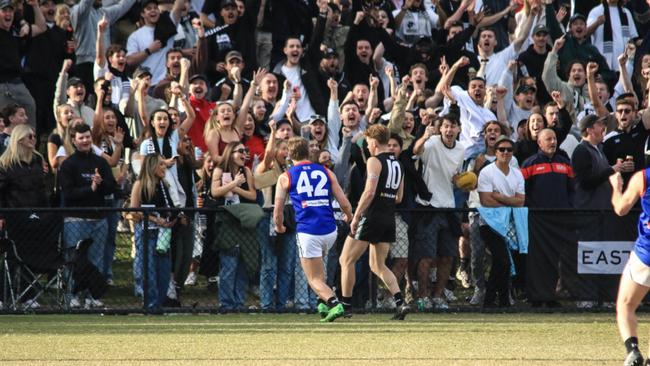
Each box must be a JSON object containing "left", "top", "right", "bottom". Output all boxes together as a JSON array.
[{"left": 365, "top": 152, "right": 402, "bottom": 220}]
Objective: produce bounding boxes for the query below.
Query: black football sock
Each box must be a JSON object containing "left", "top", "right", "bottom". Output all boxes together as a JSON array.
[
  {"left": 341, "top": 296, "right": 352, "bottom": 309},
  {"left": 459, "top": 258, "right": 469, "bottom": 271},
  {"left": 393, "top": 292, "right": 404, "bottom": 307},
  {"left": 326, "top": 297, "right": 339, "bottom": 308},
  {"left": 625, "top": 337, "right": 640, "bottom": 353}
]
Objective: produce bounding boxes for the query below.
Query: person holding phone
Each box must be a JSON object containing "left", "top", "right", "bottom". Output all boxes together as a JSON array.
[{"left": 210, "top": 141, "right": 256, "bottom": 310}]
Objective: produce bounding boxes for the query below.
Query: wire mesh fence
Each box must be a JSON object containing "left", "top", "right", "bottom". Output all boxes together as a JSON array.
[{"left": 0, "top": 207, "right": 640, "bottom": 314}]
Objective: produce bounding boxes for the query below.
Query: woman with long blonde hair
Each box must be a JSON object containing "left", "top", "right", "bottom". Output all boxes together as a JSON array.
[
  {"left": 130, "top": 154, "right": 177, "bottom": 309},
  {"left": 0, "top": 125, "right": 51, "bottom": 309}
]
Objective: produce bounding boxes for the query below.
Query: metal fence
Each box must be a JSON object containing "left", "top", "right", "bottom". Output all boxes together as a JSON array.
[{"left": 0, "top": 207, "right": 640, "bottom": 314}]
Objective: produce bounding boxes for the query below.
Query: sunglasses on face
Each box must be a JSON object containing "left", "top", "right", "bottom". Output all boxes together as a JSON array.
[
  {"left": 234, "top": 148, "right": 250, "bottom": 154},
  {"left": 496, "top": 147, "right": 514, "bottom": 153},
  {"left": 617, "top": 108, "right": 632, "bottom": 114}
]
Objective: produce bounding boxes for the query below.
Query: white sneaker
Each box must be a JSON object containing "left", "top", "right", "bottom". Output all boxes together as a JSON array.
[
  {"left": 455, "top": 267, "right": 471, "bottom": 288},
  {"left": 85, "top": 297, "right": 104, "bottom": 309},
  {"left": 22, "top": 299, "right": 41, "bottom": 310},
  {"left": 576, "top": 301, "right": 596, "bottom": 309},
  {"left": 106, "top": 278, "right": 114, "bottom": 286},
  {"left": 432, "top": 297, "right": 449, "bottom": 310},
  {"left": 417, "top": 297, "right": 433, "bottom": 311},
  {"left": 469, "top": 287, "right": 486, "bottom": 306},
  {"left": 69, "top": 296, "right": 81, "bottom": 308},
  {"left": 184, "top": 272, "right": 197, "bottom": 286},
  {"left": 167, "top": 279, "right": 178, "bottom": 300},
  {"left": 443, "top": 288, "right": 457, "bottom": 302},
  {"left": 0, "top": 300, "right": 3, "bottom": 308}
]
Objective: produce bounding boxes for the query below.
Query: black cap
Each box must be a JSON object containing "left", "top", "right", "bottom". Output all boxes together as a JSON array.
[
  {"left": 219, "top": 0, "right": 236, "bottom": 9},
  {"left": 67, "top": 76, "right": 84, "bottom": 88},
  {"left": 0, "top": 0, "right": 12, "bottom": 9},
  {"left": 515, "top": 84, "right": 537, "bottom": 94},
  {"left": 578, "top": 114, "right": 606, "bottom": 132},
  {"left": 321, "top": 48, "right": 337, "bottom": 59},
  {"left": 569, "top": 13, "right": 586, "bottom": 24},
  {"left": 533, "top": 24, "right": 548, "bottom": 35},
  {"left": 189, "top": 74, "right": 209, "bottom": 84},
  {"left": 133, "top": 66, "right": 152, "bottom": 80},
  {"left": 140, "top": 0, "right": 158, "bottom": 7},
  {"left": 276, "top": 118, "right": 292, "bottom": 128}
]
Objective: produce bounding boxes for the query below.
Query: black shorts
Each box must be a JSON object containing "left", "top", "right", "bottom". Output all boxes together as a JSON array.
[{"left": 354, "top": 214, "right": 395, "bottom": 243}]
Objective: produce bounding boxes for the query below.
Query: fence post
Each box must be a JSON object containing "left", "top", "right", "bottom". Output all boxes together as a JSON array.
[{"left": 142, "top": 209, "right": 149, "bottom": 314}]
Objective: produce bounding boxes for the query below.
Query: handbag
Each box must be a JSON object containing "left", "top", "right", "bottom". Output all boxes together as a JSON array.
[{"left": 156, "top": 227, "right": 172, "bottom": 255}]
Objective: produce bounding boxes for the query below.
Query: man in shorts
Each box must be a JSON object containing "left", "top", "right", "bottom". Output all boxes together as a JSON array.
[
  {"left": 338, "top": 124, "right": 410, "bottom": 320},
  {"left": 274, "top": 137, "right": 353, "bottom": 322}
]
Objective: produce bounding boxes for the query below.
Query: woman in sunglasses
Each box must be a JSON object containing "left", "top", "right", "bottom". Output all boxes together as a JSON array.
[
  {"left": 477, "top": 135, "right": 526, "bottom": 308},
  {"left": 210, "top": 141, "right": 256, "bottom": 310},
  {"left": 0, "top": 125, "right": 52, "bottom": 309}
]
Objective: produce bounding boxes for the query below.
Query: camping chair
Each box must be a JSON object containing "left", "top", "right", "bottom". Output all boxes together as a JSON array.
[{"left": 1, "top": 234, "right": 66, "bottom": 311}]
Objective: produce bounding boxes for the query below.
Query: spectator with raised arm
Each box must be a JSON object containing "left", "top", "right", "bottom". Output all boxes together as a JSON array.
[
  {"left": 54, "top": 59, "right": 95, "bottom": 127},
  {"left": 0, "top": 0, "right": 49, "bottom": 130},
  {"left": 126, "top": 0, "right": 185, "bottom": 85}
]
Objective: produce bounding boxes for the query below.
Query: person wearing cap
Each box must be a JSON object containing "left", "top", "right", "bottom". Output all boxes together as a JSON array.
[
  {"left": 126, "top": 0, "right": 186, "bottom": 85},
  {"left": 587, "top": 0, "right": 638, "bottom": 72},
  {"left": 476, "top": 135, "right": 525, "bottom": 308},
  {"left": 497, "top": 60, "right": 537, "bottom": 136},
  {"left": 70, "top": 0, "right": 136, "bottom": 94},
  {"left": 0, "top": 0, "right": 47, "bottom": 131},
  {"left": 202, "top": 0, "right": 256, "bottom": 80},
  {"left": 316, "top": 47, "right": 351, "bottom": 104},
  {"left": 517, "top": 23, "right": 552, "bottom": 105},
  {"left": 187, "top": 74, "right": 214, "bottom": 153},
  {"left": 474, "top": 6, "right": 537, "bottom": 86},
  {"left": 54, "top": 59, "right": 95, "bottom": 127},
  {"left": 544, "top": 3, "right": 615, "bottom": 88},
  {"left": 571, "top": 114, "right": 619, "bottom": 210},
  {"left": 209, "top": 50, "right": 249, "bottom": 102}
]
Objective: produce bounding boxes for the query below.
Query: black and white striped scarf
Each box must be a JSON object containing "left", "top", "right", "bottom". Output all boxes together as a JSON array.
[{"left": 602, "top": 1, "right": 629, "bottom": 62}]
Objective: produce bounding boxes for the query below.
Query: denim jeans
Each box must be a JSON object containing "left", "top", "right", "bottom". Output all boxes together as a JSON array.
[
  {"left": 219, "top": 246, "right": 248, "bottom": 311},
  {"left": 104, "top": 199, "right": 120, "bottom": 281},
  {"left": 63, "top": 218, "right": 108, "bottom": 278},
  {"left": 134, "top": 223, "right": 171, "bottom": 309},
  {"left": 258, "top": 214, "right": 296, "bottom": 310}
]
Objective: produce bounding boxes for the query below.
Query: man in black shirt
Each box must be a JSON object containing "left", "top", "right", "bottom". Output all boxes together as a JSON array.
[
  {"left": 58, "top": 123, "right": 116, "bottom": 308},
  {"left": 517, "top": 24, "right": 552, "bottom": 105},
  {"left": 338, "top": 124, "right": 410, "bottom": 320},
  {"left": 0, "top": 0, "right": 47, "bottom": 131}
]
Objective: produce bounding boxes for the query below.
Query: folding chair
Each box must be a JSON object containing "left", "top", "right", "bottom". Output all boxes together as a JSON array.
[{"left": 1, "top": 234, "right": 66, "bottom": 311}]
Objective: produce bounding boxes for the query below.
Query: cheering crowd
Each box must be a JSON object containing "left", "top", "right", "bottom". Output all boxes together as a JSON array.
[{"left": 0, "top": 0, "right": 650, "bottom": 311}]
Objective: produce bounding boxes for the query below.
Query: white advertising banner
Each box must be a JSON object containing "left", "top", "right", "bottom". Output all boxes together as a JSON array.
[{"left": 577, "top": 241, "right": 635, "bottom": 274}]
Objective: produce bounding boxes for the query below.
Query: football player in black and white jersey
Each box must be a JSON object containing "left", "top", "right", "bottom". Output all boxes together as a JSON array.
[{"left": 338, "top": 124, "right": 410, "bottom": 320}]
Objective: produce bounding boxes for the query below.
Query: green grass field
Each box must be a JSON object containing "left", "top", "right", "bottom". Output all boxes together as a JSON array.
[{"left": 0, "top": 313, "right": 644, "bottom": 365}]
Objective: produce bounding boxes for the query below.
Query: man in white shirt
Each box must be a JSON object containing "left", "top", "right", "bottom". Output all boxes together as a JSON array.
[
  {"left": 587, "top": 0, "right": 638, "bottom": 72},
  {"left": 411, "top": 114, "right": 466, "bottom": 310},
  {"left": 126, "top": 0, "right": 185, "bottom": 85},
  {"left": 477, "top": 135, "right": 525, "bottom": 308},
  {"left": 437, "top": 56, "right": 497, "bottom": 159},
  {"left": 475, "top": 6, "right": 538, "bottom": 86}
]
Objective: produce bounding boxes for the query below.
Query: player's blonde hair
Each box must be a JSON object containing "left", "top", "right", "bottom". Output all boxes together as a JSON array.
[{"left": 287, "top": 137, "right": 309, "bottom": 161}]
